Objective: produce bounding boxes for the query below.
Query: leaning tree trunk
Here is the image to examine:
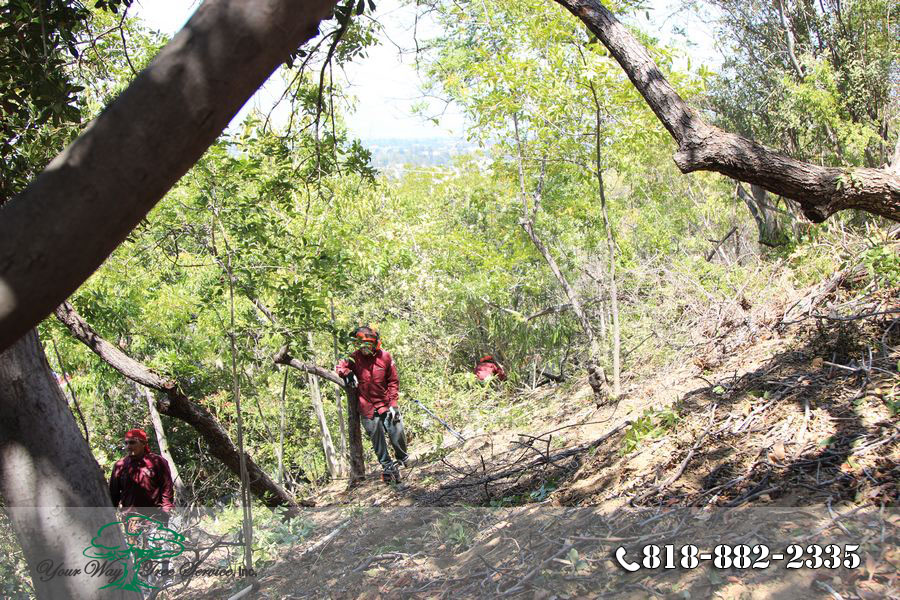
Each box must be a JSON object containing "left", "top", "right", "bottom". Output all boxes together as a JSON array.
[
  {"left": 550, "top": 0, "right": 900, "bottom": 223},
  {"left": 0, "top": 330, "right": 139, "bottom": 600},
  {"left": 55, "top": 302, "right": 308, "bottom": 509},
  {"left": 307, "top": 372, "right": 342, "bottom": 477},
  {"left": 0, "top": 0, "right": 341, "bottom": 353},
  {"left": 521, "top": 220, "right": 609, "bottom": 402},
  {"left": 141, "top": 386, "right": 187, "bottom": 502},
  {"left": 513, "top": 116, "right": 609, "bottom": 403},
  {"left": 273, "top": 346, "right": 366, "bottom": 482}
]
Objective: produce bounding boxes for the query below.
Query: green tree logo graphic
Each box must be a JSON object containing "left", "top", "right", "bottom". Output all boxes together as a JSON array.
[{"left": 83, "top": 514, "right": 185, "bottom": 591}]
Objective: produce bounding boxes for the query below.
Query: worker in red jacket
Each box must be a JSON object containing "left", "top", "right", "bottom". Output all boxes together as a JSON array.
[
  {"left": 337, "top": 326, "right": 409, "bottom": 483},
  {"left": 475, "top": 355, "right": 507, "bottom": 382},
  {"left": 109, "top": 428, "right": 175, "bottom": 519}
]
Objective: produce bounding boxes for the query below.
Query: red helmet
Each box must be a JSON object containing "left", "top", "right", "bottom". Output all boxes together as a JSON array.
[
  {"left": 125, "top": 428, "right": 148, "bottom": 442},
  {"left": 352, "top": 326, "right": 381, "bottom": 351}
]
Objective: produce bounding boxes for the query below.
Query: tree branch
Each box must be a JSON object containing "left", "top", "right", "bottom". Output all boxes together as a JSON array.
[
  {"left": 55, "top": 301, "right": 310, "bottom": 508},
  {"left": 273, "top": 344, "right": 366, "bottom": 482},
  {"left": 273, "top": 345, "right": 345, "bottom": 388},
  {"left": 551, "top": 0, "right": 900, "bottom": 223},
  {"left": 0, "top": 0, "right": 340, "bottom": 352}
]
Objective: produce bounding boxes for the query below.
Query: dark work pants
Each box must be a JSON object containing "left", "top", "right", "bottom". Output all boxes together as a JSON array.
[{"left": 361, "top": 411, "right": 409, "bottom": 473}]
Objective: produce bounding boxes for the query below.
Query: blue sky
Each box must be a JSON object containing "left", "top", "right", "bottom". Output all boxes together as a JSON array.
[{"left": 132, "top": 0, "right": 720, "bottom": 140}]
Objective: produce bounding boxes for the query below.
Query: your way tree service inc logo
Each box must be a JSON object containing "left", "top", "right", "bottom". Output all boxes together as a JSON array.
[{"left": 80, "top": 514, "right": 185, "bottom": 592}]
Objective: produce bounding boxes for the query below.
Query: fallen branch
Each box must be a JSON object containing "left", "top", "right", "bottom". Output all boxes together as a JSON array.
[
  {"left": 441, "top": 421, "right": 631, "bottom": 491},
  {"left": 296, "top": 519, "right": 350, "bottom": 560},
  {"left": 799, "top": 503, "right": 873, "bottom": 543},
  {"left": 811, "top": 308, "right": 900, "bottom": 322},
  {"left": 55, "top": 301, "right": 308, "bottom": 508}
]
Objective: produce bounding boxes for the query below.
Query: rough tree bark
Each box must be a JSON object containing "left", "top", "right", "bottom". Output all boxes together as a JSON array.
[
  {"left": 141, "top": 386, "right": 187, "bottom": 502},
  {"left": 273, "top": 345, "right": 366, "bottom": 482},
  {"left": 0, "top": 330, "right": 138, "bottom": 600},
  {"left": 0, "top": 0, "right": 340, "bottom": 353},
  {"left": 551, "top": 0, "right": 900, "bottom": 223},
  {"left": 55, "top": 302, "right": 309, "bottom": 508}
]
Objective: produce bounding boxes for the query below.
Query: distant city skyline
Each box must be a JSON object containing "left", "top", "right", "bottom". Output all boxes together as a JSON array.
[{"left": 132, "top": 0, "right": 720, "bottom": 141}]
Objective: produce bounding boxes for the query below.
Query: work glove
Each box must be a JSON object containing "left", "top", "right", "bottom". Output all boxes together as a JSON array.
[
  {"left": 341, "top": 372, "right": 357, "bottom": 389},
  {"left": 386, "top": 406, "right": 401, "bottom": 425}
]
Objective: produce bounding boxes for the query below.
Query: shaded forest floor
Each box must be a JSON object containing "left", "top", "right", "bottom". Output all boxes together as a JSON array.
[{"left": 172, "top": 265, "right": 899, "bottom": 600}]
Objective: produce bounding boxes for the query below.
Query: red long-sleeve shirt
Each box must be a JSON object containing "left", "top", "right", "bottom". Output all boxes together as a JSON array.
[
  {"left": 475, "top": 359, "right": 507, "bottom": 381},
  {"left": 336, "top": 348, "right": 399, "bottom": 419},
  {"left": 109, "top": 451, "right": 175, "bottom": 512}
]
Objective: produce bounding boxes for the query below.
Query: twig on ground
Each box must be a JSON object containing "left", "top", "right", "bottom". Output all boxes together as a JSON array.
[
  {"left": 498, "top": 543, "right": 572, "bottom": 596},
  {"left": 440, "top": 422, "right": 631, "bottom": 491},
  {"left": 632, "top": 405, "right": 717, "bottom": 505},
  {"left": 800, "top": 503, "right": 873, "bottom": 542}
]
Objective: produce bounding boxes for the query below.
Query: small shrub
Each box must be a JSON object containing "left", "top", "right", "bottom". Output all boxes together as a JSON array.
[{"left": 620, "top": 407, "right": 680, "bottom": 455}]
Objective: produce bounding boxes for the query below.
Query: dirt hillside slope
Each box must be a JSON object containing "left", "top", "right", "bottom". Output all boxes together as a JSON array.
[{"left": 175, "top": 267, "right": 898, "bottom": 599}]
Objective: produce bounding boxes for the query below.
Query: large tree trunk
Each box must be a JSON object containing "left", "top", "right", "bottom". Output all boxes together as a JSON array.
[
  {"left": 141, "top": 386, "right": 187, "bottom": 502},
  {"left": 0, "top": 0, "right": 340, "bottom": 353},
  {"left": 0, "top": 330, "right": 138, "bottom": 600},
  {"left": 551, "top": 0, "right": 900, "bottom": 223},
  {"left": 55, "top": 302, "right": 309, "bottom": 509},
  {"left": 273, "top": 346, "right": 366, "bottom": 482}
]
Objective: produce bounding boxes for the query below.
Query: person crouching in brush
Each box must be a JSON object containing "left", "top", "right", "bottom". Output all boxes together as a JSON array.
[{"left": 337, "top": 326, "right": 409, "bottom": 484}]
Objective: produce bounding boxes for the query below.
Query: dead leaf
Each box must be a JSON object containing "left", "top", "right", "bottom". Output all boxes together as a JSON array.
[
  {"left": 773, "top": 441, "right": 786, "bottom": 461},
  {"left": 812, "top": 357, "right": 824, "bottom": 369}
]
